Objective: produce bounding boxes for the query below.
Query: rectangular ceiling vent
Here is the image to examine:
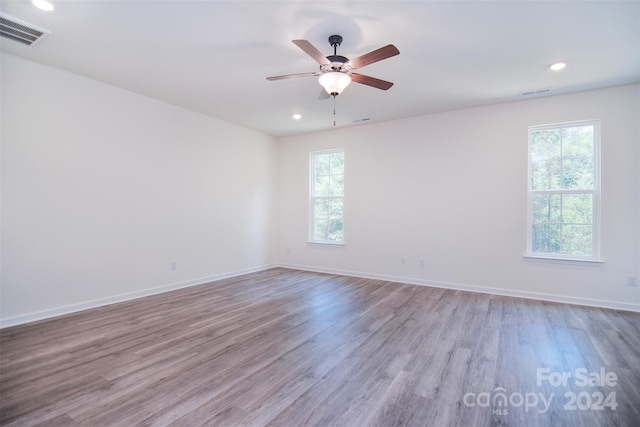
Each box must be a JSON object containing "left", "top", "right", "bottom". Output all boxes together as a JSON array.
[
  {"left": 520, "top": 88, "right": 551, "bottom": 97},
  {"left": 0, "top": 13, "right": 51, "bottom": 47}
]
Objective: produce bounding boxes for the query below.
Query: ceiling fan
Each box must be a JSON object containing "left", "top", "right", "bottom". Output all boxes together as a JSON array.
[{"left": 266, "top": 35, "right": 399, "bottom": 98}]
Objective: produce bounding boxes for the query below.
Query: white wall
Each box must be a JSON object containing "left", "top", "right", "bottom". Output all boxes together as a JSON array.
[
  {"left": 278, "top": 84, "right": 640, "bottom": 311},
  {"left": 1, "top": 53, "right": 278, "bottom": 326},
  {"left": 2, "top": 53, "right": 637, "bottom": 327}
]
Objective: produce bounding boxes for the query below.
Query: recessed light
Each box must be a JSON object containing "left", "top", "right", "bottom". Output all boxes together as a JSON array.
[
  {"left": 32, "top": 0, "right": 54, "bottom": 11},
  {"left": 550, "top": 62, "right": 566, "bottom": 71},
  {"left": 292, "top": 114, "right": 302, "bottom": 120}
]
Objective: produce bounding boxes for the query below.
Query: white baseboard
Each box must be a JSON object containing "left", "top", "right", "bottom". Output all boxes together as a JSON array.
[
  {"left": 277, "top": 263, "right": 640, "bottom": 313},
  {"left": 3, "top": 262, "right": 637, "bottom": 328},
  {"left": 0, "top": 264, "right": 277, "bottom": 328}
]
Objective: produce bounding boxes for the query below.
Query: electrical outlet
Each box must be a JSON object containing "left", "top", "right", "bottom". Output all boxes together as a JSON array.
[
  {"left": 628, "top": 275, "right": 638, "bottom": 286},
  {"left": 419, "top": 259, "right": 425, "bottom": 267},
  {"left": 401, "top": 258, "right": 406, "bottom": 265},
  {"left": 170, "top": 261, "right": 177, "bottom": 271}
]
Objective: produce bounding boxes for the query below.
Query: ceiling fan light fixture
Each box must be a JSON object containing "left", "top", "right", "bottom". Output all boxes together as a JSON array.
[{"left": 318, "top": 72, "right": 352, "bottom": 95}]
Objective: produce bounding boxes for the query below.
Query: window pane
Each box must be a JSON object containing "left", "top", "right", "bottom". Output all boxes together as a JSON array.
[
  {"left": 531, "top": 129, "right": 561, "bottom": 161},
  {"left": 328, "top": 199, "right": 343, "bottom": 219},
  {"left": 316, "top": 174, "right": 346, "bottom": 196},
  {"left": 532, "top": 223, "right": 561, "bottom": 253},
  {"left": 531, "top": 160, "right": 561, "bottom": 190},
  {"left": 315, "top": 154, "right": 330, "bottom": 176},
  {"left": 313, "top": 218, "right": 343, "bottom": 241},
  {"left": 561, "top": 225, "right": 592, "bottom": 256},
  {"left": 327, "top": 219, "right": 343, "bottom": 241},
  {"left": 314, "top": 199, "right": 330, "bottom": 219},
  {"left": 561, "top": 125, "right": 594, "bottom": 190},
  {"left": 532, "top": 194, "right": 561, "bottom": 223},
  {"left": 562, "top": 157, "right": 594, "bottom": 189},
  {"left": 315, "top": 199, "right": 343, "bottom": 219},
  {"left": 314, "top": 219, "right": 329, "bottom": 240},
  {"left": 562, "top": 194, "right": 592, "bottom": 224},
  {"left": 562, "top": 125, "right": 593, "bottom": 158},
  {"left": 315, "top": 176, "right": 330, "bottom": 196},
  {"left": 313, "top": 198, "right": 343, "bottom": 241},
  {"left": 330, "top": 152, "right": 344, "bottom": 174},
  {"left": 331, "top": 175, "right": 344, "bottom": 196}
]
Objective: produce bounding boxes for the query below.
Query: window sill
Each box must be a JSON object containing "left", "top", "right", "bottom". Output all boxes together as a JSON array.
[
  {"left": 524, "top": 254, "right": 604, "bottom": 265},
  {"left": 307, "top": 241, "right": 345, "bottom": 247}
]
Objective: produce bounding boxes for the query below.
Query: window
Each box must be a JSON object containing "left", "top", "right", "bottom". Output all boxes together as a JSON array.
[
  {"left": 527, "top": 120, "right": 600, "bottom": 260},
  {"left": 310, "top": 149, "right": 344, "bottom": 243}
]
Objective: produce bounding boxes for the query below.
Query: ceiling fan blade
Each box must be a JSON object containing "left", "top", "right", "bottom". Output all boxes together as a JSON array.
[
  {"left": 266, "top": 72, "right": 319, "bottom": 81},
  {"left": 350, "top": 73, "right": 394, "bottom": 90},
  {"left": 348, "top": 44, "right": 399, "bottom": 69},
  {"left": 318, "top": 89, "right": 330, "bottom": 100},
  {"left": 292, "top": 40, "right": 330, "bottom": 65}
]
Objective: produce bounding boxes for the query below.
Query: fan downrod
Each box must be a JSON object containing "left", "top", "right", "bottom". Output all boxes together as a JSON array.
[{"left": 325, "top": 35, "right": 348, "bottom": 69}]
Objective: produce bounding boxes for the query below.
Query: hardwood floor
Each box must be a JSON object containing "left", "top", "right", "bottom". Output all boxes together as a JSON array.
[{"left": 1, "top": 268, "right": 639, "bottom": 426}]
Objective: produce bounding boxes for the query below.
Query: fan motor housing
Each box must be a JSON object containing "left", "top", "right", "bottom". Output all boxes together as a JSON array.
[{"left": 322, "top": 55, "right": 350, "bottom": 72}]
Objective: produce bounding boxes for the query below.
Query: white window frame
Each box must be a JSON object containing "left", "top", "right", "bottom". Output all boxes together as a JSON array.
[
  {"left": 526, "top": 119, "right": 602, "bottom": 262},
  {"left": 309, "top": 149, "right": 345, "bottom": 244}
]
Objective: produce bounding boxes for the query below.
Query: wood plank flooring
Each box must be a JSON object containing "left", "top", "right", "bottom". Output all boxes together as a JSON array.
[{"left": 1, "top": 268, "right": 639, "bottom": 426}]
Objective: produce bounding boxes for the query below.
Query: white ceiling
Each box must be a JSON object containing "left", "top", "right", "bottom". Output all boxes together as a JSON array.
[{"left": 1, "top": 0, "right": 639, "bottom": 137}]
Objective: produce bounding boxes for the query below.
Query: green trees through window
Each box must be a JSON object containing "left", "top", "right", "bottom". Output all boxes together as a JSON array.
[
  {"left": 310, "top": 150, "right": 344, "bottom": 242},
  {"left": 528, "top": 121, "right": 600, "bottom": 259}
]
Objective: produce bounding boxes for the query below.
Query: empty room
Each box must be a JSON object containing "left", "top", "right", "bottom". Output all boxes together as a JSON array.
[{"left": 1, "top": 1, "right": 639, "bottom": 426}]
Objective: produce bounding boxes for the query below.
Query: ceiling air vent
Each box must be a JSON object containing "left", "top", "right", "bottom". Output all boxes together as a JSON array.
[
  {"left": 520, "top": 88, "right": 551, "bottom": 97},
  {"left": 0, "top": 13, "right": 51, "bottom": 47}
]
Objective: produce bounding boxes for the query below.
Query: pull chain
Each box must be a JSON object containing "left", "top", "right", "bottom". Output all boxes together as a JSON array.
[{"left": 333, "top": 94, "right": 336, "bottom": 126}]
